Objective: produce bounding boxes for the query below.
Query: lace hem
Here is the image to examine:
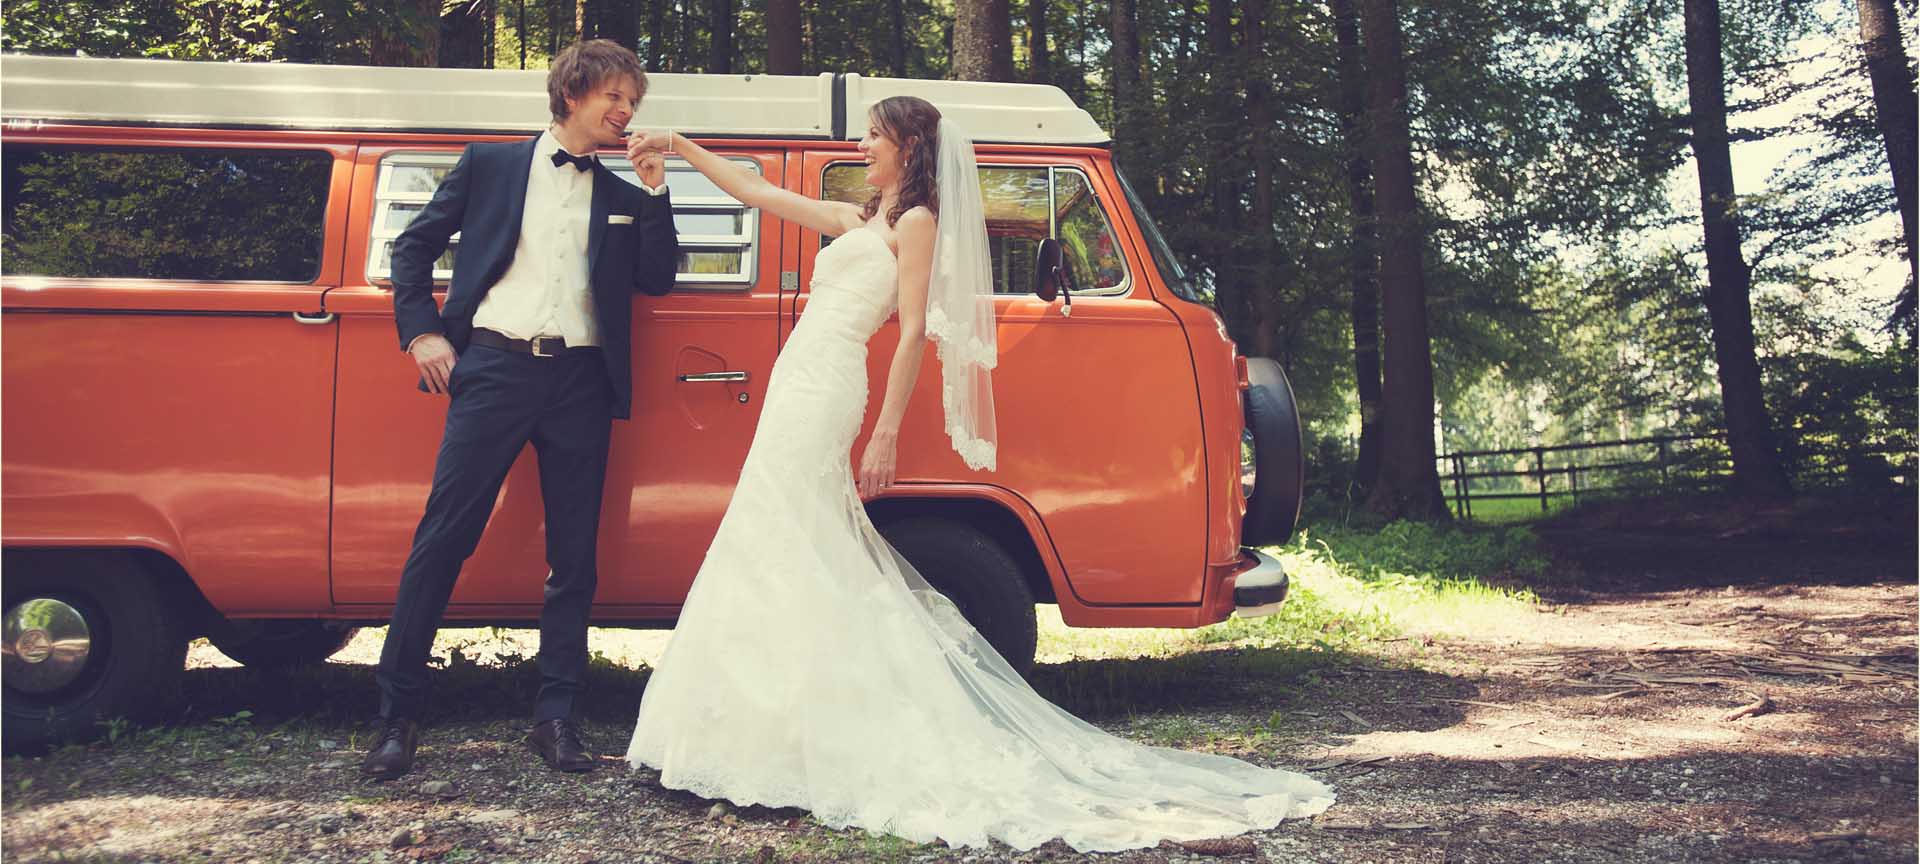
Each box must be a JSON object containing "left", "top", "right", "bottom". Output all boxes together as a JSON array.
[
  {"left": 926, "top": 305, "right": 998, "bottom": 370},
  {"left": 946, "top": 423, "right": 997, "bottom": 471}
]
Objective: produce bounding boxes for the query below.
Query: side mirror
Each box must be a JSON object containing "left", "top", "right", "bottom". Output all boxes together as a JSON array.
[
  {"left": 1034, "top": 238, "right": 1065, "bottom": 301},
  {"left": 1033, "top": 238, "right": 1074, "bottom": 316}
]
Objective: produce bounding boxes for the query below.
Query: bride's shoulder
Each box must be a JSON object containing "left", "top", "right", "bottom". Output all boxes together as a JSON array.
[{"left": 894, "top": 207, "right": 935, "bottom": 251}]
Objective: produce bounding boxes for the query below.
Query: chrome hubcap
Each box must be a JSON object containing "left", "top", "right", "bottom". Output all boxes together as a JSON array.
[{"left": 4, "top": 597, "right": 93, "bottom": 693}]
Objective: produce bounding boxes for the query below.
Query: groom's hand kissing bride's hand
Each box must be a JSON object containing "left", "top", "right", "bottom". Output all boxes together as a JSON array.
[{"left": 858, "top": 429, "right": 899, "bottom": 499}]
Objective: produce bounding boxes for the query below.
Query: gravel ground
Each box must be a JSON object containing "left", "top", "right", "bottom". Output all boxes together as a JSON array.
[{"left": 4, "top": 509, "right": 1914, "bottom": 864}]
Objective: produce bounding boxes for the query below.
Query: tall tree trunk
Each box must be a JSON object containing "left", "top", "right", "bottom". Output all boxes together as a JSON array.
[
  {"left": 599, "top": 0, "right": 637, "bottom": 50},
  {"left": 1684, "top": 0, "right": 1792, "bottom": 497},
  {"left": 575, "top": 0, "right": 587, "bottom": 40},
  {"left": 1205, "top": 0, "right": 1243, "bottom": 344},
  {"left": 990, "top": 0, "right": 1014, "bottom": 80},
  {"left": 708, "top": 0, "right": 734, "bottom": 72},
  {"left": 1109, "top": 0, "right": 1142, "bottom": 161},
  {"left": 483, "top": 0, "right": 496, "bottom": 67},
  {"left": 548, "top": 0, "right": 562, "bottom": 56},
  {"left": 646, "top": 0, "right": 666, "bottom": 69},
  {"left": 1358, "top": 0, "right": 1447, "bottom": 520},
  {"left": 374, "top": 0, "right": 440, "bottom": 66},
  {"left": 517, "top": 0, "right": 527, "bottom": 67},
  {"left": 1242, "top": 0, "right": 1281, "bottom": 359},
  {"left": 1330, "top": 0, "right": 1381, "bottom": 493},
  {"left": 438, "top": 0, "right": 485, "bottom": 67},
  {"left": 1028, "top": 0, "right": 1051, "bottom": 84},
  {"left": 955, "top": 0, "right": 1012, "bottom": 81},
  {"left": 890, "top": 0, "right": 907, "bottom": 76},
  {"left": 1858, "top": 0, "right": 1919, "bottom": 331},
  {"left": 678, "top": 0, "right": 696, "bottom": 71},
  {"left": 767, "top": 0, "right": 801, "bottom": 73}
]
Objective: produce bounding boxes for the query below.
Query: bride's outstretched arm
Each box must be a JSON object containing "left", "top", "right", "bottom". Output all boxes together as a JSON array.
[
  {"left": 627, "top": 132, "right": 863, "bottom": 236},
  {"left": 858, "top": 206, "right": 935, "bottom": 498}
]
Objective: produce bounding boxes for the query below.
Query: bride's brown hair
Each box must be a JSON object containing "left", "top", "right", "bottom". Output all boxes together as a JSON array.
[{"left": 862, "top": 96, "right": 941, "bottom": 227}]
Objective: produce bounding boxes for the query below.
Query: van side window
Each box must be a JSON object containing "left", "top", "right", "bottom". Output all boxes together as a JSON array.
[
  {"left": 1052, "top": 170, "right": 1128, "bottom": 293},
  {"left": 821, "top": 163, "right": 1127, "bottom": 296},
  {"left": 367, "top": 152, "right": 761, "bottom": 288},
  {"left": 1, "top": 145, "right": 331, "bottom": 282}
]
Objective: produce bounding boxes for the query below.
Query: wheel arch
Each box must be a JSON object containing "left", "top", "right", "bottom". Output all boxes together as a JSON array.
[
  {"left": 864, "top": 486, "right": 1060, "bottom": 605},
  {"left": 3, "top": 546, "right": 223, "bottom": 639}
]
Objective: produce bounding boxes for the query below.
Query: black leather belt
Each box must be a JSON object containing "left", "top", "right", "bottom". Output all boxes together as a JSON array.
[{"left": 470, "top": 329, "right": 600, "bottom": 358}]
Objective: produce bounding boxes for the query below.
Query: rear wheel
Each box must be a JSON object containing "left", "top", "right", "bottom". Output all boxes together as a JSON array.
[
  {"left": 879, "top": 517, "right": 1038, "bottom": 675},
  {"left": 207, "top": 620, "right": 358, "bottom": 669},
  {"left": 2, "top": 551, "right": 188, "bottom": 753},
  {"left": 1241, "top": 357, "right": 1306, "bottom": 546}
]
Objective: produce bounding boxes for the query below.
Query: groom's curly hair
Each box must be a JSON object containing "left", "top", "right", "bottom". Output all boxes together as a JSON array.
[
  {"left": 863, "top": 96, "right": 942, "bottom": 227},
  {"left": 549, "top": 40, "right": 649, "bottom": 122}
]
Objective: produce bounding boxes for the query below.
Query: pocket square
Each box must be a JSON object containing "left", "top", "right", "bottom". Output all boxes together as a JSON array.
[{"left": 608, "top": 214, "right": 635, "bottom": 225}]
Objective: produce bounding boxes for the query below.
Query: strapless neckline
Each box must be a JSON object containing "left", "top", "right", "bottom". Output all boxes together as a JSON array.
[{"left": 844, "top": 224, "right": 898, "bottom": 262}]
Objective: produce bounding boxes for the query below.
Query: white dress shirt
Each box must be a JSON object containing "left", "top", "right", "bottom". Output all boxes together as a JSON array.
[{"left": 470, "top": 129, "right": 667, "bottom": 349}]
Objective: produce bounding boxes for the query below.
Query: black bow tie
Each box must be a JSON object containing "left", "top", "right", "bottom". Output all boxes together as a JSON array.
[{"left": 551, "top": 149, "right": 595, "bottom": 172}]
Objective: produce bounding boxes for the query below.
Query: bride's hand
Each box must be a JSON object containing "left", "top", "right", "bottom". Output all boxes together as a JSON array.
[{"left": 858, "top": 429, "right": 899, "bottom": 499}]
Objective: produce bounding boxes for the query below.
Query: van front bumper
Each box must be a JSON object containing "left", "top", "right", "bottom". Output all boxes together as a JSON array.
[{"left": 1229, "top": 549, "right": 1291, "bottom": 617}]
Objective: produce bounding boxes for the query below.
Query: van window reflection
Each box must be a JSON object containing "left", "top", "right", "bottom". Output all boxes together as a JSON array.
[{"left": 2, "top": 145, "right": 331, "bottom": 283}]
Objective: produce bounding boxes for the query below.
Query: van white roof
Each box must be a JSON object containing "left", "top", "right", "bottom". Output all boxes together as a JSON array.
[{"left": 0, "top": 54, "right": 1109, "bottom": 146}]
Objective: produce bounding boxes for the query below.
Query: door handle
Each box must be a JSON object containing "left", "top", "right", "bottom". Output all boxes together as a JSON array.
[
  {"left": 677, "top": 371, "right": 749, "bottom": 383},
  {"left": 292, "top": 311, "right": 336, "bottom": 325}
]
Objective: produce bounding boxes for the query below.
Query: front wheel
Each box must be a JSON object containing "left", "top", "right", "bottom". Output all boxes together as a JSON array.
[
  {"left": 880, "top": 517, "right": 1038, "bottom": 675},
  {"left": 2, "top": 551, "right": 188, "bottom": 753}
]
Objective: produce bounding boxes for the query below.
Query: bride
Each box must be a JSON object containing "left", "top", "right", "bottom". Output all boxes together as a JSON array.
[{"left": 620, "top": 97, "right": 1333, "bottom": 853}]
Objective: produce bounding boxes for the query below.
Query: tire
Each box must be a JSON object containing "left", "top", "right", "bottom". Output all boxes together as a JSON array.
[
  {"left": 2, "top": 551, "right": 189, "bottom": 754},
  {"left": 1242, "top": 357, "right": 1305, "bottom": 547},
  {"left": 207, "top": 620, "right": 358, "bottom": 669},
  {"left": 879, "top": 517, "right": 1039, "bottom": 675}
]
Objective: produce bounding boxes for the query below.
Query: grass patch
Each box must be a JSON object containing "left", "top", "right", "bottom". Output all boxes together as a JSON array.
[{"left": 1029, "top": 516, "right": 1547, "bottom": 715}]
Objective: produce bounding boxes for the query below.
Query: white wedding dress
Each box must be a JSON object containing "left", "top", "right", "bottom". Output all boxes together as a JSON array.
[{"left": 625, "top": 226, "right": 1334, "bottom": 852}]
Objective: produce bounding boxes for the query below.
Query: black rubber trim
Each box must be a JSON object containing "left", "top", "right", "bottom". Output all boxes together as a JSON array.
[
  {"left": 1230, "top": 550, "right": 1291, "bottom": 608},
  {"left": 831, "top": 74, "right": 847, "bottom": 140}
]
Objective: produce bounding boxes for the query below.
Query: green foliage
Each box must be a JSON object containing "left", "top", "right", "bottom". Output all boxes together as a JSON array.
[
  {"left": 2, "top": 147, "right": 332, "bottom": 282},
  {"left": 1288, "top": 518, "right": 1553, "bottom": 585}
]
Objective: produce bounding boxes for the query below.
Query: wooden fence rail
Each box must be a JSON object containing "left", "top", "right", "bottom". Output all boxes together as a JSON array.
[{"left": 1435, "top": 433, "right": 1911, "bottom": 521}]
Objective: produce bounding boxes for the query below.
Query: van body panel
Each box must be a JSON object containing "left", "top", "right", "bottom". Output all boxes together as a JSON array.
[
  {"left": 799, "top": 146, "right": 1210, "bottom": 606},
  {"left": 2, "top": 131, "right": 349, "bottom": 613},
  {"left": 3, "top": 105, "right": 1253, "bottom": 632},
  {"left": 325, "top": 141, "right": 787, "bottom": 611}
]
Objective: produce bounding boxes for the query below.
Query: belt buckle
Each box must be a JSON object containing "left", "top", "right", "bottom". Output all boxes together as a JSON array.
[{"left": 530, "top": 336, "right": 559, "bottom": 358}]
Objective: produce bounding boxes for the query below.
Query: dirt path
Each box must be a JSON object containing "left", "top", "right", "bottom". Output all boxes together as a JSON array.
[{"left": 4, "top": 519, "right": 1914, "bottom": 864}]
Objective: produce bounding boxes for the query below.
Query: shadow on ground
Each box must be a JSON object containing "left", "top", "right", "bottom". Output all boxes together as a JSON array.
[{"left": 1514, "top": 491, "right": 1916, "bottom": 597}]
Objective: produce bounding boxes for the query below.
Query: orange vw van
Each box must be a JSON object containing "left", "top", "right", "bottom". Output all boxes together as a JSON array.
[{"left": 0, "top": 55, "right": 1305, "bottom": 752}]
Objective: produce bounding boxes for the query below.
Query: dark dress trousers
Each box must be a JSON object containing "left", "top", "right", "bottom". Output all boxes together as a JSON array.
[{"left": 377, "top": 135, "right": 678, "bottom": 723}]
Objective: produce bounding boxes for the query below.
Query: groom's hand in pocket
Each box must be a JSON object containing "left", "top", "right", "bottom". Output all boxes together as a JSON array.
[{"left": 410, "top": 333, "right": 457, "bottom": 395}]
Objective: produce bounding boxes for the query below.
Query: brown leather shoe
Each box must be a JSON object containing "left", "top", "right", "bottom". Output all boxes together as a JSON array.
[
  {"left": 360, "top": 718, "right": 419, "bottom": 780},
  {"left": 527, "top": 718, "right": 597, "bottom": 773}
]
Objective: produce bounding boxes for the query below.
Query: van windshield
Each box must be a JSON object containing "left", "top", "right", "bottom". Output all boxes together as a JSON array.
[{"left": 1115, "top": 169, "right": 1201, "bottom": 303}]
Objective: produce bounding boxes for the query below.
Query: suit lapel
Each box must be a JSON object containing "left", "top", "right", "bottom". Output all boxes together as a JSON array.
[
  {"left": 586, "top": 163, "right": 617, "bottom": 277},
  {"left": 484, "top": 135, "right": 539, "bottom": 289},
  {"left": 504, "top": 135, "right": 537, "bottom": 235}
]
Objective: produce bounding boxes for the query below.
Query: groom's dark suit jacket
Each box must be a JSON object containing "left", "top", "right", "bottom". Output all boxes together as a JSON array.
[{"left": 389, "top": 135, "right": 679, "bottom": 419}]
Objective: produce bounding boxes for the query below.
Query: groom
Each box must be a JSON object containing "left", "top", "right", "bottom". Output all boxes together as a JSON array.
[{"left": 362, "top": 39, "right": 679, "bottom": 780}]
